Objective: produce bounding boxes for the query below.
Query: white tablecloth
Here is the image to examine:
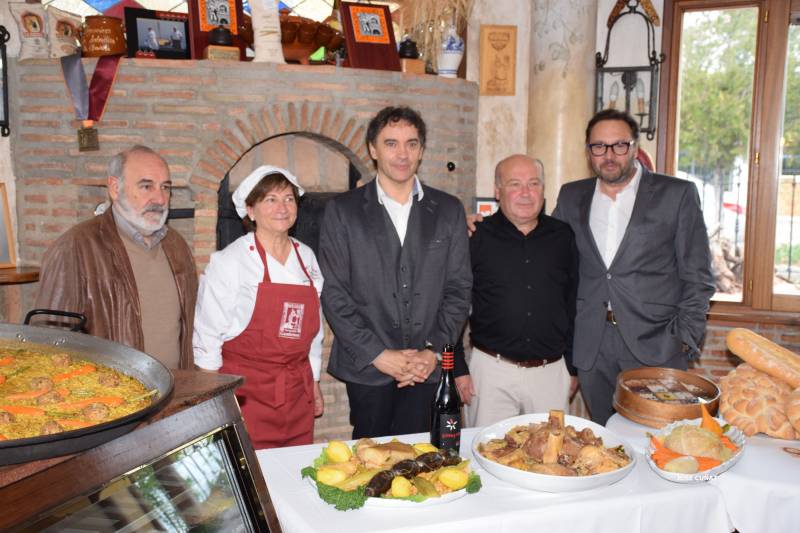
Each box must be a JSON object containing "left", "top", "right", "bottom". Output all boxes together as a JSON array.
[
  {"left": 257, "top": 428, "right": 731, "bottom": 533},
  {"left": 607, "top": 413, "right": 800, "bottom": 533}
]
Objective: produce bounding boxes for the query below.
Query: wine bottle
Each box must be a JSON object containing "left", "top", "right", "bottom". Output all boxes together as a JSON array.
[{"left": 430, "top": 343, "right": 461, "bottom": 453}]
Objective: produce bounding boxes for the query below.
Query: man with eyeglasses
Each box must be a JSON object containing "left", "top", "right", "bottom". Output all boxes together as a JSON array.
[
  {"left": 551, "top": 109, "right": 714, "bottom": 424},
  {"left": 454, "top": 155, "right": 579, "bottom": 427}
]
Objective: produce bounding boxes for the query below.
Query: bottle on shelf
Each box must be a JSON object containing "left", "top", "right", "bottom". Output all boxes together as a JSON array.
[{"left": 430, "top": 343, "right": 462, "bottom": 453}]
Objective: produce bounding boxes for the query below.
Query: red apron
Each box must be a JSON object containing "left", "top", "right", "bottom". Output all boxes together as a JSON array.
[{"left": 220, "top": 237, "right": 320, "bottom": 449}]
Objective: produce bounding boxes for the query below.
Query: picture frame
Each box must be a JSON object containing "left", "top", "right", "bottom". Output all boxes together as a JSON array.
[
  {"left": 339, "top": 1, "right": 400, "bottom": 71},
  {"left": 475, "top": 197, "right": 499, "bottom": 217},
  {"left": 0, "top": 183, "right": 17, "bottom": 268},
  {"left": 479, "top": 25, "right": 516, "bottom": 96},
  {"left": 187, "top": 0, "right": 246, "bottom": 60},
  {"left": 124, "top": 8, "right": 191, "bottom": 59}
]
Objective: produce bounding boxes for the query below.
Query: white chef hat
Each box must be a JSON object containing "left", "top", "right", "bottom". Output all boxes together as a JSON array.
[{"left": 231, "top": 165, "right": 305, "bottom": 219}]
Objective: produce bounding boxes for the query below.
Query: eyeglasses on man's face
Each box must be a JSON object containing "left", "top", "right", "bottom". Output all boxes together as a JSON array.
[{"left": 586, "top": 140, "right": 637, "bottom": 157}]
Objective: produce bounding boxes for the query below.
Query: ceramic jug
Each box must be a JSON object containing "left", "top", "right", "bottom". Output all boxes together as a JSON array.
[{"left": 437, "top": 24, "right": 464, "bottom": 78}]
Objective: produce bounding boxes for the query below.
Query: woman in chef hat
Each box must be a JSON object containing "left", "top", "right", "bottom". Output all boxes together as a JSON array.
[{"left": 193, "top": 166, "right": 324, "bottom": 448}]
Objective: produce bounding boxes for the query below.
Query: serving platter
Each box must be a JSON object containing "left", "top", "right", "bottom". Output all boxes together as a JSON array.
[
  {"left": 306, "top": 477, "right": 467, "bottom": 508},
  {"left": 471, "top": 413, "right": 636, "bottom": 492},
  {"left": 644, "top": 417, "right": 746, "bottom": 483}
]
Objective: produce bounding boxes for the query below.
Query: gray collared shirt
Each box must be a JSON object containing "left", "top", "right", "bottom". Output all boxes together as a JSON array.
[{"left": 111, "top": 203, "right": 168, "bottom": 250}]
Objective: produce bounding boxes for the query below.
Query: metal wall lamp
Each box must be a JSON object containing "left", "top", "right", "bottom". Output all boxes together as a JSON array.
[{"left": 595, "top": 1, "right": 665, "bottom": 140}]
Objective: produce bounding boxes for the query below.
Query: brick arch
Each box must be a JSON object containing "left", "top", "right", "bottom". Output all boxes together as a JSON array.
[{"left": 188, "top": 102, "right": 373, "bottom": 267}]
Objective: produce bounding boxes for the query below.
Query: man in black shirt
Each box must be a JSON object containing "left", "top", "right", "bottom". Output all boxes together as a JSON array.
[{"left": 455, "top": 154, "right": 579, "bottom": 427}]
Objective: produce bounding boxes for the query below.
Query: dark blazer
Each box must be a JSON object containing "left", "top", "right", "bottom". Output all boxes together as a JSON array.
[
  {"left": 319, "top": 179, "right": 472, "bottom": 386},
  {"left": 552, "top": 168, "right": 714, "bottom": 371}
]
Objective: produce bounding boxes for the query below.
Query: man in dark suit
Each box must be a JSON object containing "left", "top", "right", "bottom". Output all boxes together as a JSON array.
[
  {"left": 319, "top": 106, "right": 472, "bottom": 439},
  {"left": 552, "top": 109, "right": 714, "bottom": 424}
]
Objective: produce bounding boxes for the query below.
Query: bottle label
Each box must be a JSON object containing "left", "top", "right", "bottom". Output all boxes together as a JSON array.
[{"left": 435, "top": 413, "right": 461, "bottom": 452}]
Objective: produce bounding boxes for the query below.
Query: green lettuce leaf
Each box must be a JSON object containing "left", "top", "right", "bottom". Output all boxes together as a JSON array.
[{"left": 466, "top": 472, "right": 482, "bottom": 493}]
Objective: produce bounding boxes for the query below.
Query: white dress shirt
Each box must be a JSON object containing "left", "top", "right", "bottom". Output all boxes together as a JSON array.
[
  {"left": 193, "top": 233, "right": 324, "bottom": 378},
  {"left": 375, "top": 175, "right": 424, "bottom": 245},
  {"left": 589, "top": 161, "right": 643, "bottom": 268}
]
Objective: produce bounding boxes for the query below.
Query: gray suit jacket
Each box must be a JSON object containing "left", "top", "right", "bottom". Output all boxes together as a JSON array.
[
  {"left": 552, "top": 168, "right": 714, "bottom": 371},
  {"left": 319, "top": 179, "right": 472, "bottom": 386}
]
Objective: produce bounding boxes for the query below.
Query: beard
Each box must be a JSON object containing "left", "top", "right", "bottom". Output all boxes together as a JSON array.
[
  {"left": 593, "top": 154, "right": 637, "bottom": 185},
  {"left": 115, "top": 191, "right": 168, "bottom": 235}
]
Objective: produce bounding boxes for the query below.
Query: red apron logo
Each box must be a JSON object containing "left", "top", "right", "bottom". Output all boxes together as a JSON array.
[{"left": 278, "top": 302, "right": 305, "bottom": 339}]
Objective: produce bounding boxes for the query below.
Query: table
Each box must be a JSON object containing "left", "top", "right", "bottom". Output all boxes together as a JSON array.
[
  {"left": 257, "top": 427, "right": 732, "bottom": 533},
  {"left": 607, "top": 413, "right": 800, "bottom": 533}
]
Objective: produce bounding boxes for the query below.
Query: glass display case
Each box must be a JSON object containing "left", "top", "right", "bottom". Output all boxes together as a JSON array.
[
  {"left": 0, "top": 371, "right": 281, "bottom": 532},
  {"left": 22, "top": 426, "right": 266, "bottom": 532}
]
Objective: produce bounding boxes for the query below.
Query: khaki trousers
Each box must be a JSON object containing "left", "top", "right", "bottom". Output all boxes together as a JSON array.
[{"left": 465, "top": 346, "right": 571, "bottom": 428}]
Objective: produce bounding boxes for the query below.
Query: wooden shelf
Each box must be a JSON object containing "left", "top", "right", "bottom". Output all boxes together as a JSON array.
[{"left": 0, "top": 266, "right": 39, "bottom": 284}]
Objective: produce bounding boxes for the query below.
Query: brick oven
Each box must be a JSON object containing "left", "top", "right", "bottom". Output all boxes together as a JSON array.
[{"left": 8, "top": 58, "right": 479, "bottom": 440}]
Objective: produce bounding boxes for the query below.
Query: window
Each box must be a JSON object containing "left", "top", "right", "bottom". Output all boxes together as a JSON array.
[{"left": 659, "top": 0, "right": 800, "bottom": 318}]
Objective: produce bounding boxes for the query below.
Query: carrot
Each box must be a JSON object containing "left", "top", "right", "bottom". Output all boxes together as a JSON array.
[
  {"left": 700, "top": 404, "right": 723, "bottom": 436},
  {"left": 695, "top": 456, "right": 722, "bottom": 471},
  {"left": 0, "top": 405, "right": 45, "bottom": 416},
  {"left": 0, "top": 434, "right": 6, "bottom": 441},
  {"left": 53, "top": 364, "right": 96, "bottom": 383},
  {"left": 56, "top": 387, "right": 70, "bottom": 398},
  {"left": 55, "top": 419, "right": 93, "bottom": 430},
  {"left": 51, "top": 395, "right": 125, "bottom": 410},
  {"left": 720, "top": 435, "right": 738, "bottom": 451},
  {"left": 5, "top": 388, "right": 49, "bottom": 400},
  {"left": 0, "top": 375, "right": 5, "bottom": 385},
  {"left": 0, "top": 356, "right": 13, "bottom": 366}
]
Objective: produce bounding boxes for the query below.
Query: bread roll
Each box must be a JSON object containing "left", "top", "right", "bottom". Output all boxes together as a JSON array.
[
  {"left": 725, "top": 328, "right": 800, "bottom": 388},
  {"left": 787, "top": 387, "right": 800, "bottom": 435},
  {"left": 719, "top": 364, "right": 796, "bottom": 440}
]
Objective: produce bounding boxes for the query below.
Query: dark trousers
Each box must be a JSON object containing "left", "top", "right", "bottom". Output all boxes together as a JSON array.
[
  {"left": 578, "top": 322, "right": 687, "bottom": 425},
  {"left": 346, "top": 381, "right": 436, "bottom": 439}
]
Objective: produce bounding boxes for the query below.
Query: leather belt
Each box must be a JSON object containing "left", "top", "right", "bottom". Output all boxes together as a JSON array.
[
  {"left": 475, "top": 344, "right": 561, "bottom": 368},
  {"left": 606, "top": 310, "right": 618, "bottom": 325}
]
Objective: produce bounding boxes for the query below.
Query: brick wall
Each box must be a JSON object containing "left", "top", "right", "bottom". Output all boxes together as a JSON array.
[{"left": 7, "top": 57, "right": 479, "bottom": 442}]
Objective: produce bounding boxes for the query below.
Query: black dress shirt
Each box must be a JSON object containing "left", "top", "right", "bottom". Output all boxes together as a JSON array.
[{"left": 456, "top": 209, "right": 578, "bottom": 376}]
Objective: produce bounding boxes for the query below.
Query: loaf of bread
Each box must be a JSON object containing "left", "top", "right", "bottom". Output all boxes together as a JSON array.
[
  {"left": 719, "top": 364, "right": 796, "bottom": 440},
  {"left": 787, "top": 387, "right": 800, "bottom": 435},
  {"left": 725, "top": 328, "right": 800, "bottom": 388}
]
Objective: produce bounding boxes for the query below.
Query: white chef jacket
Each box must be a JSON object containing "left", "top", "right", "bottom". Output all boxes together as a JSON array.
[{"left": 193, "top": 233, "right": 324, "bottom": 378}]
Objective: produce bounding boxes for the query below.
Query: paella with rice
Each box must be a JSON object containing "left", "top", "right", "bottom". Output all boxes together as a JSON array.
[{"left": 0, "top": 347, "right": 155, "bottom": 440}]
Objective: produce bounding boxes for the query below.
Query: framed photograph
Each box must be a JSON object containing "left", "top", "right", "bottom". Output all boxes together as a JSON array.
[
  {"left": 479, "top": 25, "right": 516, "bottom": 96},
  {"left": 475, "top": 197, "right": 499, "bottom": 217},
  {"left": 0, "top": 183, "right": 16, "bottom": 268},
  {"left": 340, "top": 1, "right": 400, "bottom": 71},
  {"left": 187, "top": 0, "right": 246, "bottom": 60},
  {"left": 124, "top": 8, "right": 191, "bottom": 59}
]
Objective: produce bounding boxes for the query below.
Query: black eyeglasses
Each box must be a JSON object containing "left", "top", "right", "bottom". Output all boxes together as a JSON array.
[{"left": 587, "top": 140, "right": 636, "bottom": 156}]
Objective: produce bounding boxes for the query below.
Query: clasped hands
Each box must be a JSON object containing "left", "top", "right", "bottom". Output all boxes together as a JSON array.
[{"left": 373, "top": 348, "right": 437, "bottom": 388}]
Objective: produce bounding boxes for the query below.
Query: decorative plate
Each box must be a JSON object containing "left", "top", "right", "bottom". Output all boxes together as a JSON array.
[{"left": 644, "top": 417, "right": 746, "bottom": 483}]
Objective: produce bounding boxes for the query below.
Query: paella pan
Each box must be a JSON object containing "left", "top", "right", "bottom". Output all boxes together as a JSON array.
[{"left": 0, "top": 322, "right": 173, "bottom": 465}]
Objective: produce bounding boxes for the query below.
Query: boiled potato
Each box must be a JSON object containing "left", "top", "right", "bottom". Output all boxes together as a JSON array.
[
  {"left": 324, "top": 440, "right": 353, "bottom": 463},
  {"left": 663, "top": 456, "right": 699, "bottom": 474},
  {"left": 413, "top": 442, "right": 438, "bottom": 455},
  {"left": 316, "top": 466, "right": 348, "bottom": 486},
  {"left": 438, "top": 468, "right": 469, "bottom": 490},
  {"left": 390, "top": 475, "right": 414, "bottom": 497}
]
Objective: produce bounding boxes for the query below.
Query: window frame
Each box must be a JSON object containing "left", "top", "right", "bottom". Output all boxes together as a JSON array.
[{"left": 657, "top": 0, "right": 799, "bottom": 324}]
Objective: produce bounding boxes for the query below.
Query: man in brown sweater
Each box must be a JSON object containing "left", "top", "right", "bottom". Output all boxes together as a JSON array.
[{"left": 35, "top": 145, "right": 198, "bottom": 369}]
